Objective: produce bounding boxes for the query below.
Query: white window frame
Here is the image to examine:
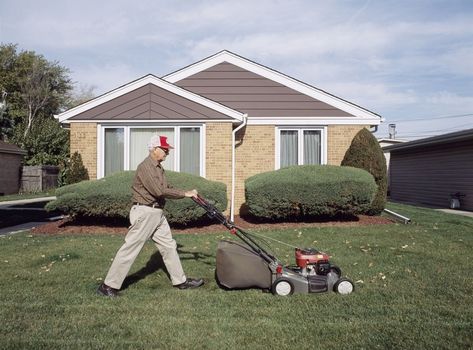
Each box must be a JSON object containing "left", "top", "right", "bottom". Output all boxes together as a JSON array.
[
  {"left": 275, "top": 126, "right": 327, "bottom": 169},
  {"left": 97, "top": 123, "right": 206, "bottom": 178}
]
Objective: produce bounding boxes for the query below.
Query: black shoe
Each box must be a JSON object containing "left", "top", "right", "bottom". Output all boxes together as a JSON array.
[
  {"left": 174, "top": 278, "right": 204, "bottom": 290},
  {"left": 97, "top": 283, "right": 119, "bottom": 297}
]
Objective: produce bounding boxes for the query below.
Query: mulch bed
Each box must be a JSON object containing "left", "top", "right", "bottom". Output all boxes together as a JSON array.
[{"left": 31, "top": 214, "right": 394, "bottom": 235}]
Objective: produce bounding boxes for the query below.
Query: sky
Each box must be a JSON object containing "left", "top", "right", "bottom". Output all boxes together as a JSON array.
[{"left": 1, "top": 0, "right": 472, "bottom": 140}]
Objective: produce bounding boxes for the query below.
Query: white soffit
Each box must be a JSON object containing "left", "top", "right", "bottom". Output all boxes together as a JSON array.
[
  {"left": 163, "top": 50, "right": 382, "bottom": 123},
  {"left": 55, "top": 74, "right": 245, "bottom": 123}
]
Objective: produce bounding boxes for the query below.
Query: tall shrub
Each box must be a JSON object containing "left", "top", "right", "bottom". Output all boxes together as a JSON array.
[
  {"left": 341, "top": 128, "right": 387, "bottom": 215},
  {"left": 63, "top": 151, "right": 89, "bottom": 185}
]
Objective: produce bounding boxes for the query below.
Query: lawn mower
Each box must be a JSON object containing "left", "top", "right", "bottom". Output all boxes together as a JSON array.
[{"left": 192, "top": 195, "right": 355, "bottom": 296}]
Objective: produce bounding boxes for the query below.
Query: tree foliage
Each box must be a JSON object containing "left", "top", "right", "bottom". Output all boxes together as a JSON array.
[
  {"left": 63, "top": 151, "right": 89, "bottom": 185},
  {"left": 0, "top": 43, "right": 73, "bottom": 164},
  {"left": 341, "top": 128, "right": 387, "bottom": 215}
]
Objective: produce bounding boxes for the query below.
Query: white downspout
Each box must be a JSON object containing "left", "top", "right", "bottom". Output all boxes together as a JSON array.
[{"left": 231, "top": 114, "right": 248, "bottom": 222}]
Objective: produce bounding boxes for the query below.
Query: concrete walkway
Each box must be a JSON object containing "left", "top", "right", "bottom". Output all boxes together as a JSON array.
[{"left": 436, "top": 208, "right": 473, "bottom": 218}]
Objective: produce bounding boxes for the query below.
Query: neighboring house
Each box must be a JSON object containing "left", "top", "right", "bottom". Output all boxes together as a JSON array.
[
  {"left": 55, "top": 50, "right": 382, "bottom": 216},
  {"left": 385, "top": 128, "right": 473, "bottom": 211},
  {"left": 378, "top": 138, "right": 407, "bottom": 193},
  {"left": 0, "top": 140, "right": 27, "bottom": 195}
]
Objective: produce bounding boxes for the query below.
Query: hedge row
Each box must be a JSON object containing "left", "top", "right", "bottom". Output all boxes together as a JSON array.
[
  {"left": 245, "top": 165, "right": 377, "bottom": 220},
  {"left": 46, "top": 171, "right": 227, "bottom": 225}
]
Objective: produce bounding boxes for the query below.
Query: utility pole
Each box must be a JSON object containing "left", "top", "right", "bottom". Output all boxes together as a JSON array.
[{"left": 388, "top": 123, "right": 396, "bottom": 139}]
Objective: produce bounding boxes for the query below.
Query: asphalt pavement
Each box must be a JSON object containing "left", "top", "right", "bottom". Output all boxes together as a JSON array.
[{"left": 0, "top": 196, "right": 62, "bottom": 236}]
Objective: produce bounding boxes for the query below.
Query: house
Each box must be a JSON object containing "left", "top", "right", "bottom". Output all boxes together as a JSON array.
[
  {"left": 384, "top": 128, "right": 473, "bottom": 211},
  {"left": 0, "top": 140, "right": 27, "bottom": 195},
  {"left": 55, "top": 50, "right": 382, "bottom": 217},
  {"left": 378, "top": 138, "right": 407, "bottom": 193}
]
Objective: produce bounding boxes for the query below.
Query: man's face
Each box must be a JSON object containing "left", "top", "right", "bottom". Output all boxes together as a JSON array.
[{"left": 153, "top": 147, "right": 169, "bottom": 162}]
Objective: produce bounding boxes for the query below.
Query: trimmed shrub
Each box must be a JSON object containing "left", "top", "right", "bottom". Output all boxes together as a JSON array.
[
  {"left": 46, "top": 170, "right": 227, "bottom": 226},
  {"left": 245, "top": 165, "right": 377, "bottom": 220},
  {"left": 341, "top": 128, "right": 387, "bottom": 215}
]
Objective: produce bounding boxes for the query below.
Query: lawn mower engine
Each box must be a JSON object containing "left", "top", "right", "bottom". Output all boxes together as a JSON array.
[{"left": 295, "top": 248, "right": 332, "bottom": 276}]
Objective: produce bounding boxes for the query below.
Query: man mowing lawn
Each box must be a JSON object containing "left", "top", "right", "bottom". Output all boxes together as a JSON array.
[{"left": 97, "top": 134, "right": 204, "bottom": 297}]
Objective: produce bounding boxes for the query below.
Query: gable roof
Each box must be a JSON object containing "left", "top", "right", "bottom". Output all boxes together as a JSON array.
[
  {"left": 163, "top": 50, "right": 382, "bottom": 123},
  {"left": 55, "top": 74, "right": 245, "bottom": 123}
]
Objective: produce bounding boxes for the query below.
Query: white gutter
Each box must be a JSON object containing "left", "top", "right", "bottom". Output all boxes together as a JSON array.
[{"left": 230, "top": 114, "right": 248, "bottom": 221}]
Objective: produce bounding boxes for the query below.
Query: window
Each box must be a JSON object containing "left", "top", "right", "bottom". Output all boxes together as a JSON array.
[
  {"left": 104, "top": 128, "right": 124, "bottom": 176},
  {"left": 276, "top": 127, "right": 326, "bottom": 169},
  {"left": 100, "top": 125, "right": 203, "bottom": 177}
]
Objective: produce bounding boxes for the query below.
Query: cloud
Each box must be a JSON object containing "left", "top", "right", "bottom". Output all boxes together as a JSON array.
[{"left": 70, "top": 62, "right": 141, "bottom": 94}]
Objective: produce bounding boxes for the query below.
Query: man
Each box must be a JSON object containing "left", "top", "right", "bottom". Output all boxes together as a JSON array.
[{"left": 97, "top": 134, "right": 204, "bottom": 297}]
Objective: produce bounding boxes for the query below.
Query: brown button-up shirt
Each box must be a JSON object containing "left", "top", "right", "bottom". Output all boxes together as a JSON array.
[{"left": 131, "top": 155, "right": 186, "bottom": 207}]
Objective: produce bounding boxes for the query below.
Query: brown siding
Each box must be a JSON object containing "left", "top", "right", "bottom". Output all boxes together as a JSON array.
[
  {"left": 175, "top": 62, "right": 353, "bottom": 118},
  {"left": 70, "top": 84, "right": 233, "bottom": 121},
  {"left": 389, "top": 139, "right": 473, "bottom": 210},
  {"left": 0, "top": 153, "right": 23, "bottom": 195}
]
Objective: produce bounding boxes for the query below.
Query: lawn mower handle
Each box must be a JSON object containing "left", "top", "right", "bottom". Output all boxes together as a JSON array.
[{"left": 191, "top": 195, "right": 277, "bottom": 264}]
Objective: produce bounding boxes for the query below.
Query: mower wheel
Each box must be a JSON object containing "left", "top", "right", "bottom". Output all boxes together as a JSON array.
[
  {"left": 333, "top": 278, "right": 354, "bottom": 295},
  {"left": 272, "top": 279, "right": 294, "bottom": 296}
]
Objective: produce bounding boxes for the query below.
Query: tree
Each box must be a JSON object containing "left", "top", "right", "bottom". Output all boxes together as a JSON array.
[
  {"left": 341, "top": 128, "right": 387, "bottom": 215},
  {"left": 0, "top": 43, "right": 73, "bottom": 163},
  {"left": 63, "top": 151, "right": 89, "bottom": 185}
]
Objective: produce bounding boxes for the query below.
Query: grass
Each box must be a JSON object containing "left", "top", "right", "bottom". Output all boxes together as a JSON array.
[
  {"left": 0, "top": 189, "right": 56, "bottom": 202},
  {"left": 0, "top": 202, "right": 472, "bottom": 349}
]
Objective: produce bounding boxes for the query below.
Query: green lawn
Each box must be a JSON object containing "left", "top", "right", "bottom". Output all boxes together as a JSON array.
[{"left": 0, "top": 203, "right": 472, "bottom": 349}]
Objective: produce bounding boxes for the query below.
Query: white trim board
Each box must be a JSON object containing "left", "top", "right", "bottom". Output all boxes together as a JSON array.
[
  {"left": 55, "top": 74, "right": 245, "bottom": 123},
  {"left": 66, "top": 119, "right": 238, "bottom": 124},
  {"left": 163, "top": 50, "right": 382, "bottom": 122},
  {"left": 246, "top": 116, "right": 381, "bottom": 125}
]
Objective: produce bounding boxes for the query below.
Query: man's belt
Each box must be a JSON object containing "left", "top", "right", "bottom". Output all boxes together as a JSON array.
[{"left": 133, "top": 202, "right": 162, "bottom": 208}]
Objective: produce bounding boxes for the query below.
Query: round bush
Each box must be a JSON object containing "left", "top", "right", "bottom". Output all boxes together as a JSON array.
[
  {"left": 46, "top": 170, "right": 227, "bottom": 225},
  {"left": 245, "top": 165, "right": 377, "bottom": 220}
]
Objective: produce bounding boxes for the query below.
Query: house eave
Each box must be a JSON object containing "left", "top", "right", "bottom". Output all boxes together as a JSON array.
[
  {"left": 62, "top": 119, "right": 240, "bottom": 125},
  {"left": 246, "top": 116, "right": 382, "bottom": 126}
]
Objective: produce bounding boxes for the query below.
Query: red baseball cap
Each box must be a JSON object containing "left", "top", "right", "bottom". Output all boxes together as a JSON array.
[{"left": 148, "top": 135, "right": 174, "bottom": 150}]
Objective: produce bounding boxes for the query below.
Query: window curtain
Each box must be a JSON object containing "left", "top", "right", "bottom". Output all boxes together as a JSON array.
[
  {"left": 280, "top": 130, "right": 298, "bottom": 167},
  {"left": 180, "top": 128, "right": 200, "bottom": 175},
  {"left": 130, "top": 128, "right": 174, "bottom": 170},
  {"left": 104, "top": 128, "right": 124, "bottom": 176},
  {"left": 303, "top": 130, "right": 321, "bottom": 165}
]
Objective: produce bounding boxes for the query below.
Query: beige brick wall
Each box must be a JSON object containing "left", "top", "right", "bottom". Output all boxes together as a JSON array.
[
  {"left": 70, "top": 123, "right": 97, "bottom": 179},
  {"left": 327, "top": 125, "right": 368, "bottom": 165},
  {"left": 205, "top": 123, "right": 233, "bottom": 210},
  {"left": 234, "top": 125, "right": 274, "bottom": 212}
]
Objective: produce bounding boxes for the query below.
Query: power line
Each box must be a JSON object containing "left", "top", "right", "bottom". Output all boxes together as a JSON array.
[
  {"left": 388, "top": 113, "right": 473, "bottom": 123},
  {"left": 397, "top": 123, "right": 473, "bottom": 135}
]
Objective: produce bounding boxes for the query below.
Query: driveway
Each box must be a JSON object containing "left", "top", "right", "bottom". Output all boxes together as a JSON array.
[{"left": 0, "top": 197, "right": 62, "bottom": 235}]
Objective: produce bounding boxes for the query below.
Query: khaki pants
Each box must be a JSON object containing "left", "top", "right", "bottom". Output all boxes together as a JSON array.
[{"left": 104, "top": 205, "right": 186, "bottom": 289}]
